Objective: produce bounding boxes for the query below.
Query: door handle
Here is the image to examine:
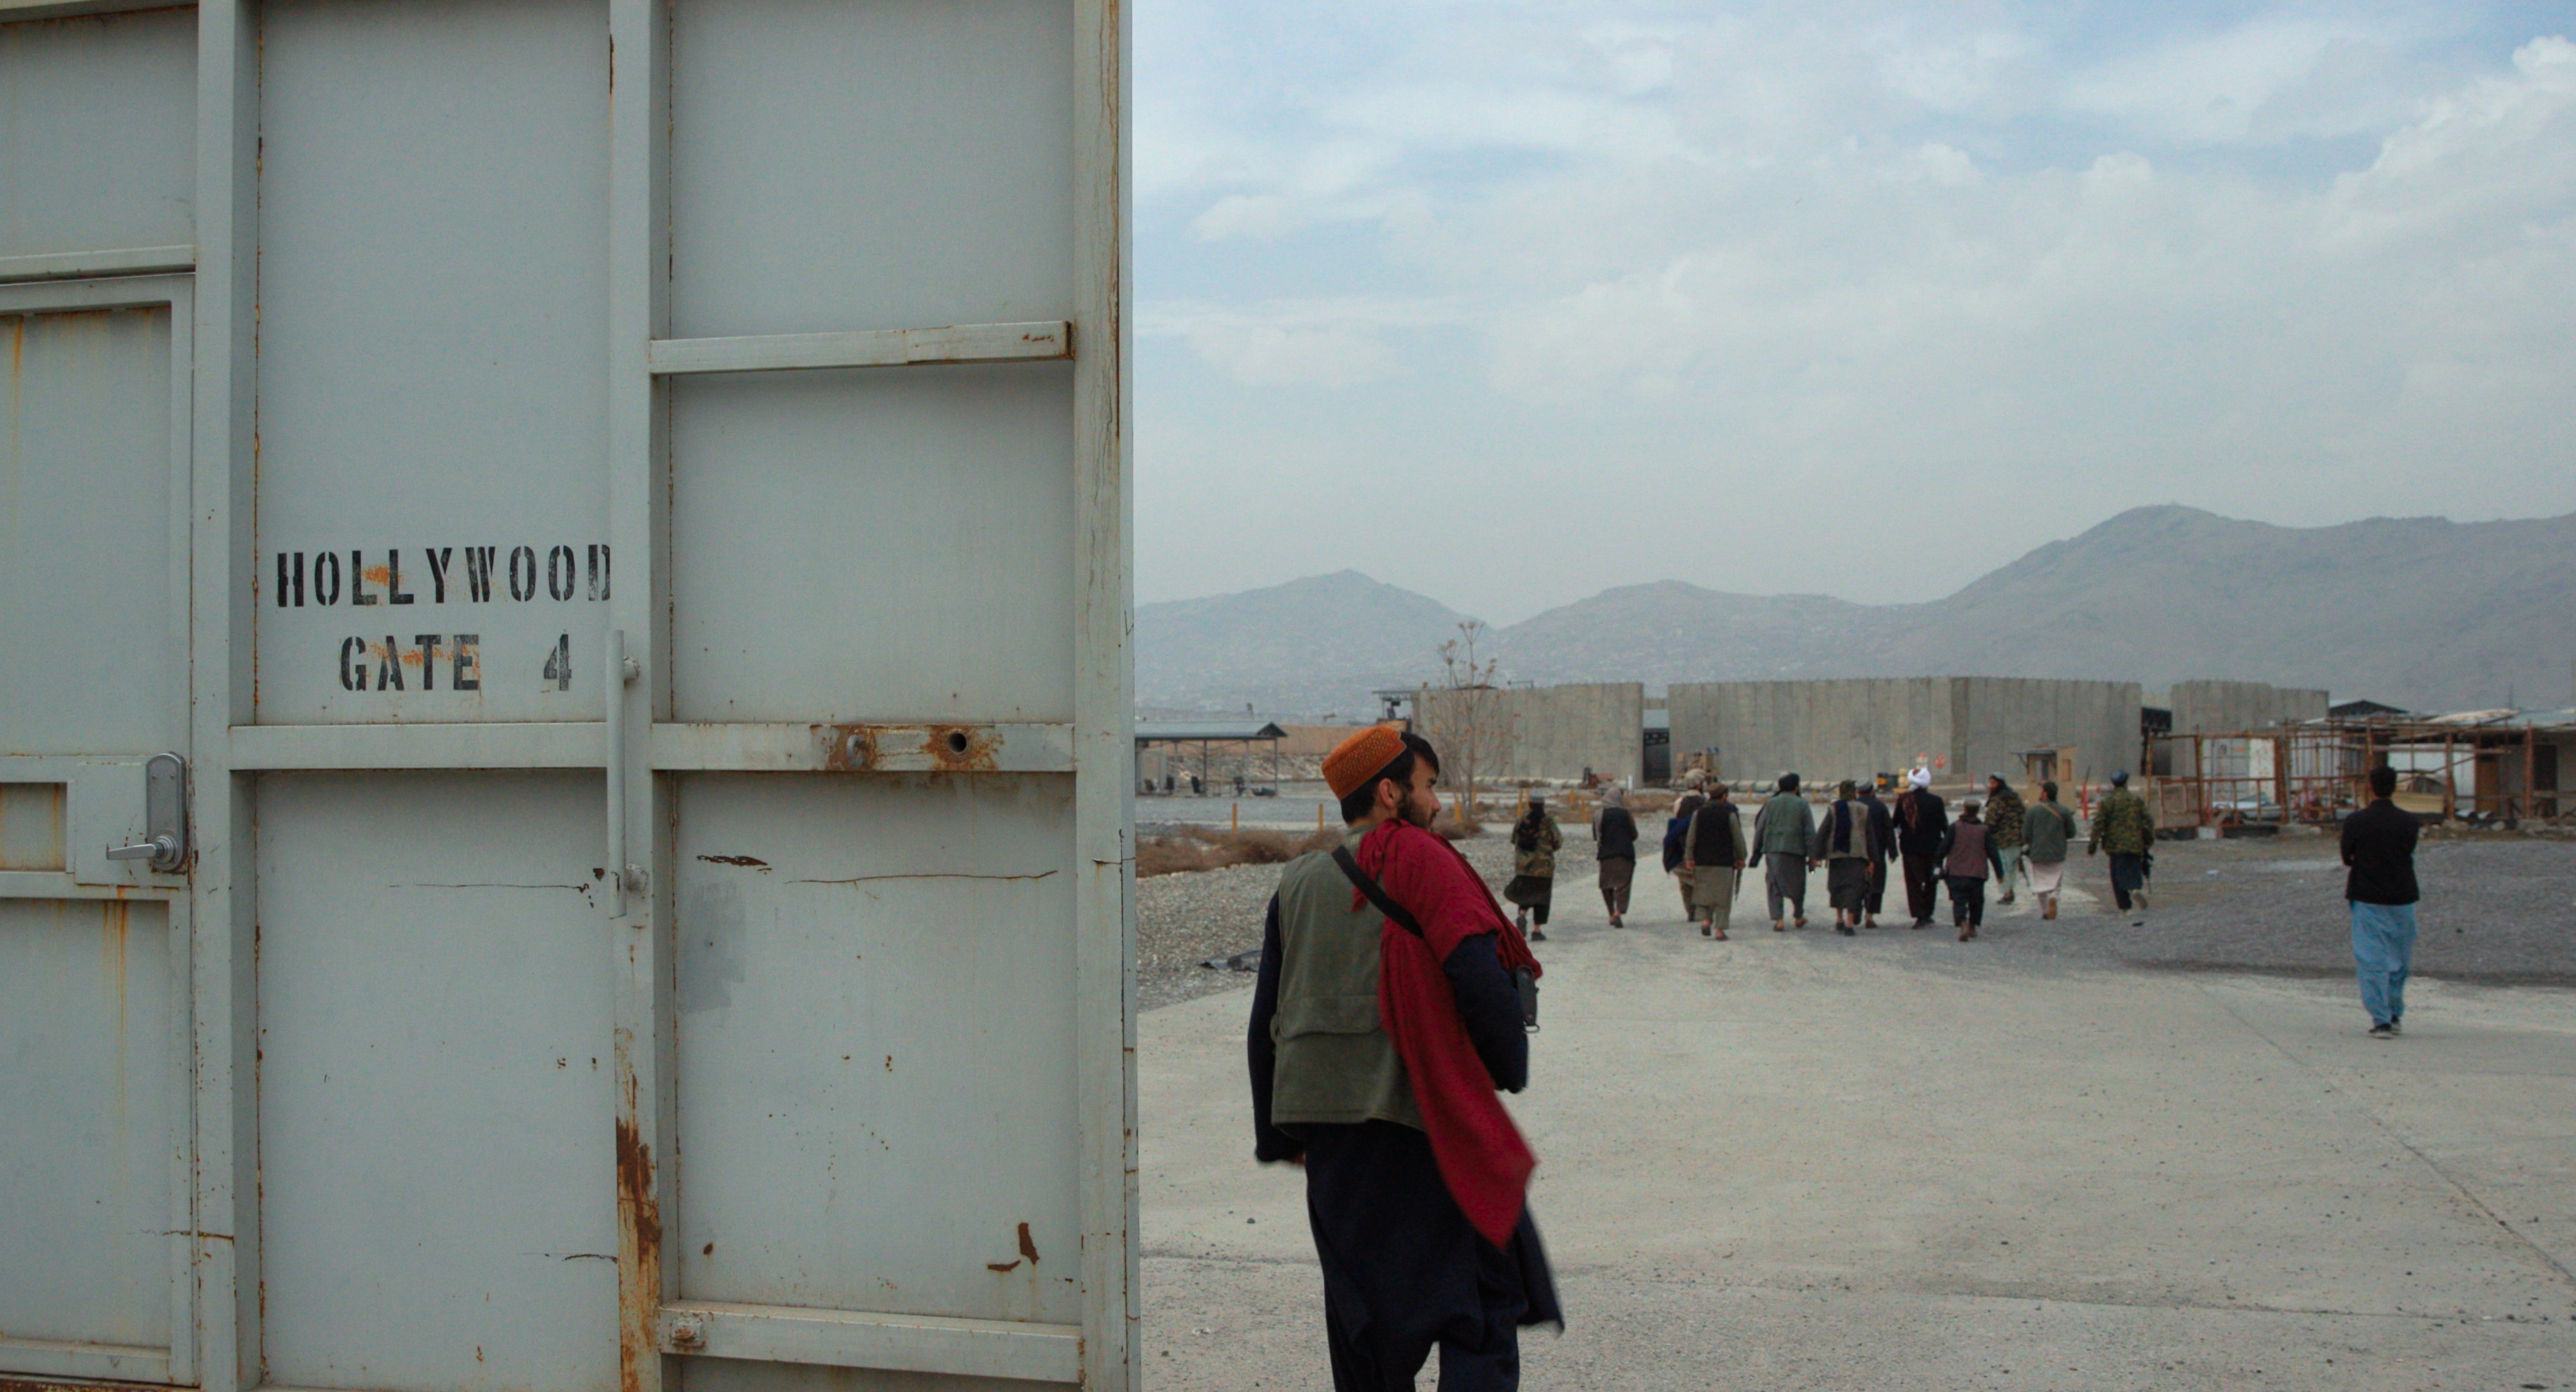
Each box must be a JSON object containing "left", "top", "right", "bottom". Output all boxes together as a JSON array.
[
  {"left": 105, "top": 835, "right": 179, "bottom": 862},
  {"left": 607, "top": 631, "right": 642, "bottom": 918},
  {"left": 104, "top": 751, "right": 188, "bottom": 873}
]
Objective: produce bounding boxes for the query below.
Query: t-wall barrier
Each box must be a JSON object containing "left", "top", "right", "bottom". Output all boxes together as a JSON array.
[{"left": 0, "top": 2, "right": 1138, "bottom": 1389}]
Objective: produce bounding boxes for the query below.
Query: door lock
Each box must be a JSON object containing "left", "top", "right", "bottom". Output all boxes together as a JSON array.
[{"left": 103, "top": 751, "right": 188, "bottom": 873}]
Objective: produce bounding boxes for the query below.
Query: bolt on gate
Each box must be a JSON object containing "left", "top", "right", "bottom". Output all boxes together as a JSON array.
[{"left": 0, "top": 3, "right": 1138, "bottom": 1391}]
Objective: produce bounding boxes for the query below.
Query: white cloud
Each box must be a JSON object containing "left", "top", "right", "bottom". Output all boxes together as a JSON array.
[
  {"left": 1186, "top": 322, "right": 1403, "bottom": 388},
  {"left": 1874, "top": 25, "right": 2038, "bottom": 113},
  {"left": 2081, "top": 150, "right": 2154, "bottom": 195},
  {"left": 1899, "top": 141, "right": 1980, "bottom": 186},
  {"left": 1583, "top": 23, "right": 1681, "bottom": 98},
  {"left": 2325, "top": 35, "right": 2576, "bottom": 249},
  {"left": 2058, "top": 17, "right": 2416, "bottom": 144},
  {"left": 1142, "top": 297, "right": 1463, "bottom": 389},
  {"left": 1188, "top": 193, "right": 1302, "bottom": 242}
]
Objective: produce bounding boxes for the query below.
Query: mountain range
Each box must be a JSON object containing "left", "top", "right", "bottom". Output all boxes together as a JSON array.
[{"left": 1136, "top": 506, "right": 2576, "bottom": 719}]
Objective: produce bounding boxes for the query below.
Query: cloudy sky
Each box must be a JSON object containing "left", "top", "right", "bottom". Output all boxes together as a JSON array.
[{"left": 1132, "top": 1, "right": 2576, "bottom": 623}]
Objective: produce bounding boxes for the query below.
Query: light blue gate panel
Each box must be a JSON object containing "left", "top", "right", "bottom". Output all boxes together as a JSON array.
[
  {"left": 0, "top": 10, "right": 195, "bottom": 260},
  {"left": 255, "top": 0, "right": 613, "bottom": 724},
  {"left": 669, "top": 0, "right": 1074, "bottom": 340},
  {"left": 257, "top": 773, "right": 617, "bottom": 1392},
  {"left": 674, "top": 773, "right": 1080, "bottom": 1326},
  {"left": 668, "top": 365, "right": 1076, "bottom": 724},
  {"left": 676, "top": 1353, "right": 1057, "bottom": 1392},
  {"left": 0, "top": 784, "right": 68, "bottom": 871},
  {"left": 0, "top": 308, "right": 173, "bottom": 755},
  {"left": 0, "top": 899, "right": 172, "bottom": 1350}
]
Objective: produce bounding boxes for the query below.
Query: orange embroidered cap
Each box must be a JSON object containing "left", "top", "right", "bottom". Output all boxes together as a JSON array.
[{"left": 1322, "top": 724, "right": 1409, "bottom": 800}]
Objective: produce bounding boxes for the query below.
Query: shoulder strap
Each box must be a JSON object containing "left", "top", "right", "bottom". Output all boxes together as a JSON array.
[{"left": 1332, "top": 846, "right": 1425, "bottom": 938}]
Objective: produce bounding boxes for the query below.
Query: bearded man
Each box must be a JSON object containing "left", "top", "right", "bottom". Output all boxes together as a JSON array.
[{"left": 1248, "top": 725, "right": 1559, "bottom": 1389}]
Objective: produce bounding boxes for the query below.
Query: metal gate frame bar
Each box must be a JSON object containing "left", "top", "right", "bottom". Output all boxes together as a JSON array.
[{"left": 190, "top": 4, "right": 259, "bottom": 1387}]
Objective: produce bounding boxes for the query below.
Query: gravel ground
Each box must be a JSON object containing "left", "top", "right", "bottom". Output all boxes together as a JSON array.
[
  {"left": 1138, "top": 824, "right": 2576, "bottom": 1009},
  {"left": 1136, "top": 859, "right": 1298, "bottom": 1012},
  {"left": 2013, "top": 830, "right": 2576, "bottom": 985},
  {"left": 1137, "top": 826, "right": 1590, "bottom": 1011}
]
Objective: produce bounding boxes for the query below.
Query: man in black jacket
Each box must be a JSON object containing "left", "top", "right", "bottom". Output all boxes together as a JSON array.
[
  {"left": 1890, "top": 768, "right": 1949, "bottom": 929},
  {"left": 1855, "top": 780, "right": 1897, "bottom": 928},
  {"left": 2339, "top": 765, "right": 2421, "bottom": 1039}
]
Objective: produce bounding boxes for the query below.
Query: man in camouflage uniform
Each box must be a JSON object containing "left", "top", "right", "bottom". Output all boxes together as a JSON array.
[
  {"left": 2086, "top": 770, "right": 2155, "bottom": 915},
  {"left": 1984, "top": 775, "right": 2027, "bottom": 905}
]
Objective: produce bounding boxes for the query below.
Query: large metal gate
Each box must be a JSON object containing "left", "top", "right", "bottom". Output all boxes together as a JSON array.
[{"left": 0, "top": 3, "right": 1136, "bottom": 1390}]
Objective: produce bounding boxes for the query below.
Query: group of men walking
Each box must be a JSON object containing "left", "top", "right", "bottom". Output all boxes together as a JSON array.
[
  {"left": 1722, "top": 770, "right": 1999, "bottom": 940},
  {"left": 1494, "top": 766, "right": 2176, "bottom": 943},
  {"left": 1497, "top": 767, "right": 2159, "bottom": 943}
]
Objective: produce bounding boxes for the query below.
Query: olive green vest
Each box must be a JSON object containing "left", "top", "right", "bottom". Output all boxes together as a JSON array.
[{"left": 1266, "top": 834, "right": 1423, "bottom": 1132}]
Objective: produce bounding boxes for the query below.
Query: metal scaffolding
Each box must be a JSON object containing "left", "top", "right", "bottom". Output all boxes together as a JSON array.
[{"left": 2145, "top": 715, "right": 2572, "bottom": 828}]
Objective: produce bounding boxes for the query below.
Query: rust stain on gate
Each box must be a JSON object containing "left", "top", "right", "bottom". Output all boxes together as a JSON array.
[
  {"left": 615, "top": 1059, "right": 662, "bottom": 1392},
  {"left": 2, "top": 1377, "right": 172, "bottom": 1392},
  {"left": 815, "top": 723, "right": 1001, "bottom": 773},
  {"left": 922, "top": 724, "right": 1000, "bottom": 771}
]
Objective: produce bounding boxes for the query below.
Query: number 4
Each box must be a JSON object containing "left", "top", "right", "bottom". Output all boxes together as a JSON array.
[{"left": 543, "top": 633, "right": 572, "bottom": 691}]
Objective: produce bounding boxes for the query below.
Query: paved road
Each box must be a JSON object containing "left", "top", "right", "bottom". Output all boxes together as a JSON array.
[{"left": 1140, "top": 841, "right": 2576, "bottom": 1390}]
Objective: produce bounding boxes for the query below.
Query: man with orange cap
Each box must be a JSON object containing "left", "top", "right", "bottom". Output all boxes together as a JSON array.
[{"left": 1249, "top": 724, "right": 1559, "bottom": 1389}]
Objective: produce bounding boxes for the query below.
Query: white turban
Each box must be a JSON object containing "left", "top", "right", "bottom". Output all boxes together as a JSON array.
[{"left": 1908, "top": 767, "right": 1932, "bottom": 789}]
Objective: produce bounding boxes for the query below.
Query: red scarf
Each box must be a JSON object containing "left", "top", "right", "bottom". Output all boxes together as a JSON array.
[{"left": 1352, "top": 820, "right": 1543, "bottom": 1247}]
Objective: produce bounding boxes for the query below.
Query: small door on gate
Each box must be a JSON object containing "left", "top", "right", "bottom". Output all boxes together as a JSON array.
[{"left": 0, "top": 296, "right": 196, "bottom": 1384}]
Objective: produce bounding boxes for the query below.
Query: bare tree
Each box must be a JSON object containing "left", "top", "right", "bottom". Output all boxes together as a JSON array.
[{"left": 1418, "top": 620, "right": 1518, "bottom": 819}]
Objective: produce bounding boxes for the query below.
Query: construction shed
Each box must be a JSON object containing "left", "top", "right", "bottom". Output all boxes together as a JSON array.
[
  {"left": 1413, "top": 681, "right": 1645, "bottom": 789},
  {"left": 1135, "top": 719, "right": 1286, "bottom": 795},
  {"left": 1668, "top": 678, "right": 2142, "bottom": 793},
  {"left": 2145, "top": 709, "right": 2574, "bottom": 827},
  {"left": 2155, "top": 681, "right": 2332, "bottom": 782}
]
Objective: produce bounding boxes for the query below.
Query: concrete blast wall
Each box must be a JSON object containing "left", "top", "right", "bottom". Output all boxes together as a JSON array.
[
  {"left": 2168, "top": 681, "right": 2332, "bottom": 734},
  {"left": 1952, "top": 677, "right": 2143, "bottom": 786},
  {"left": 1671, "top": 678, "right": 2141, "bottom": 790},
  {"left": 1668, "top": 679, "right": 1950, "bottom": 786},
  {"left": 1416, "top": 682, "right": 1643, "bottom": 787}
]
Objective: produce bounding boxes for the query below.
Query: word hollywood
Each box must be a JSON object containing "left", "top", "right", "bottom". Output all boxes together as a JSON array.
[
  {"left": 275, "top": 544, "right": 609, "bottom": 696},
  {"left": 274, "top": 543, "right": 610, "bottom": 608}
]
